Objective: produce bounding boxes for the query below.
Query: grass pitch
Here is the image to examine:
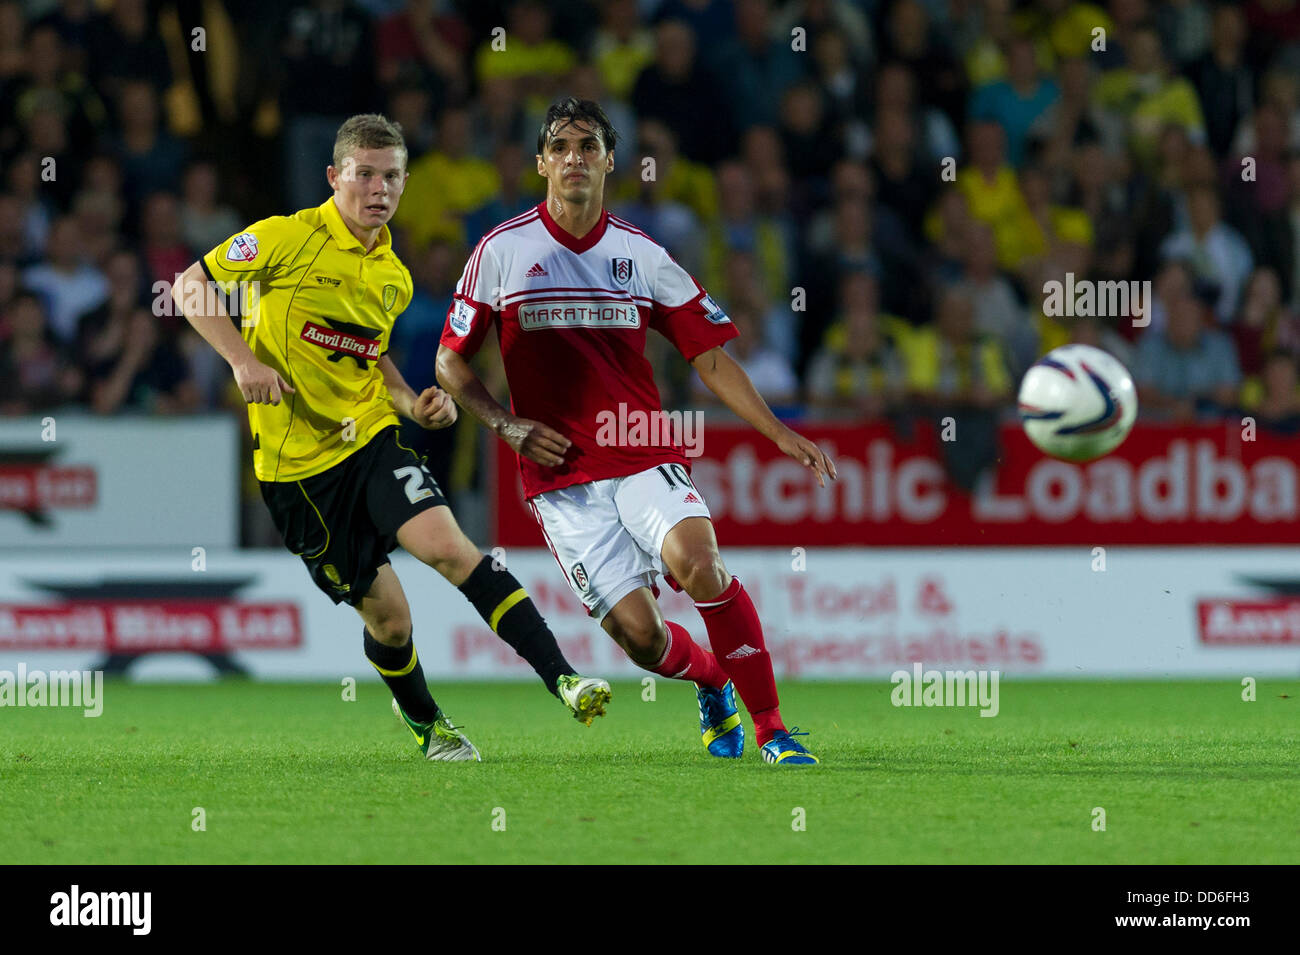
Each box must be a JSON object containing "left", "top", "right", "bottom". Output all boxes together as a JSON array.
[{"left": 2, "top": 679, "right": 1296, "bottom": 864}]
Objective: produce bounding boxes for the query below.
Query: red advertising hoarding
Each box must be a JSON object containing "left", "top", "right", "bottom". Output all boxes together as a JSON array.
[{"left": 492, "top": 421, "right": 1299, "bottom": 547}]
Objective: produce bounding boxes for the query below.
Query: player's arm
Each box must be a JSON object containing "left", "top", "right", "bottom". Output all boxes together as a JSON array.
[
  {"left": 172, "top": 260, "right": 295, "bottom": 406},
  {"left": 693, "top": 345, "right": 837, "bottom": 488},
  {"left": 378, "top": 354, "right": 457, "bottom": 429},
  {"left": 436, "top": 344, "right": 570, "bottom": 466}
]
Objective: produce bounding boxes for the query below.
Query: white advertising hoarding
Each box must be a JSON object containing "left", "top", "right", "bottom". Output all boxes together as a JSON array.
[
  {"left": 0, "top": 548, "right": 1297, "bottom": 680},
  {"left": 0, "top": 415, "right": 239, "bottom": 548}
]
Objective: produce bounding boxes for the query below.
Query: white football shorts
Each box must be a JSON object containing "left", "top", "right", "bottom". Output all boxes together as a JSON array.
[{"left": 527, "top": 463, "right": 712, "bottom": 620}]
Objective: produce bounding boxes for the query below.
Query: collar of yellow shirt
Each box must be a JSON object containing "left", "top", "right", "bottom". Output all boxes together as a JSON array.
[{"left": 320, "top": 196, "right": 394, "bottom": 258}]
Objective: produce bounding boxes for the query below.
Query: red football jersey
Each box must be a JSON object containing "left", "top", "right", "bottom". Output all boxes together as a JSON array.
[{"left": 441, "top": 201, "right": 738, "bottom": 498}]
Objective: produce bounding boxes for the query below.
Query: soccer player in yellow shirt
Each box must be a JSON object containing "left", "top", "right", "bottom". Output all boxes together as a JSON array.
[{"left": 172, "top": 114, "right": 610, "bottom": 761}]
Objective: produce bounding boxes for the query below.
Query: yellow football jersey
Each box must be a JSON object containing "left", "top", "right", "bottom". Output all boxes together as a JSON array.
[{"left": 202, "top": 197, "right": 413, "bottom": 482}]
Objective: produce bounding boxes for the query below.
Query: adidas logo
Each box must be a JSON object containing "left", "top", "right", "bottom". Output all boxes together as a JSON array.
[
  {"left": 726, "top": 644, "right": 759, "bottom": 660},
  {"left": 683, "top": 492, "right": 700, "bottom": 503},
  {"left": 525, "top": 262, "right": 548, "bottom": 277}
]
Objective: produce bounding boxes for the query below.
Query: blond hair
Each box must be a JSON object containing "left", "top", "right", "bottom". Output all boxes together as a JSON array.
[{"left": 332, "top": 114, "right": 407, "bottom": 170}]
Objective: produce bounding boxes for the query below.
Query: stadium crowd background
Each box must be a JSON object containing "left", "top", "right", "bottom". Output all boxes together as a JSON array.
[{"left": 6, "top": 0, "right": 1300, "bottom": 542}]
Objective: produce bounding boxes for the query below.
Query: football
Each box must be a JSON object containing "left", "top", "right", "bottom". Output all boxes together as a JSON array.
[{"left": 1017, "top": 344, "right": 1139, "bottom": 462}]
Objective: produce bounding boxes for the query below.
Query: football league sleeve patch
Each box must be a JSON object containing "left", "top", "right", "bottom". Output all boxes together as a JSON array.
[{"left": 648, "top": 247, "right": 739, "bottom": 361}]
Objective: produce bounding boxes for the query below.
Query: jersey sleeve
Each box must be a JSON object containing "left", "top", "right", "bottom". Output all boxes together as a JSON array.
[
  {"left": 439, "top": 234, "right": 500, "bottom": 359},
  {"left": 201, "top": 217, "right": 296, "bottom": 286},
  {"left": 647, "top": 245, "right": 739, "bottom": 361}
]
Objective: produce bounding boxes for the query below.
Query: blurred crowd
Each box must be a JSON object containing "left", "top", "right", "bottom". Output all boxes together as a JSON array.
[{"left": 6, "top": 0, "right": 1300, "bottom": 447}]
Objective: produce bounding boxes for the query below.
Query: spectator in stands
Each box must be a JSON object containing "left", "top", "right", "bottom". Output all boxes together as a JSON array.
[
  {"left": 0, "top": 291, "right": 82, "bottom": 415},
  {"left": 880, "top": 0, "right": 967, "bottom": 129},
  {"left": 22, "top": 107, "right": 80, "bottom": 210},
  {"left": 81, "top": 302, "right": 198, "bottom": 415},
  {"left": 21, "top": 214, "right": 108, "bottom": 343},
  {"left": 805, "top": 271, "right": 906, "bottom": 418},
  {"left": 871, "top": 61, "right": 960, "bottom": 166},
  {"left": 739, "top": 125, "right": 792, "bottom": 215},
  {"left": 591, "top": 0, "right": 655, "bottom": 104},
  {"left": 1091, "top": 24, "right": 1205, "bottom": 170},
  {"left": 957, "top": 120, "right": 1032, "bottom": 271},
  {"left": 1135, "top": 284, "right": 1241, "bottom": 421},
  {"left": 85, "top": 0, "right": 170, "bottom": 106},
  {"left": 801, "top": 196, "right": 883, "bottom": 368},
  {"left": 0, "top": 195, "right": 27, "bottom": 263},
  {"left": 811, "top": 30, "right": 869, "bottom": 158},
  {"left": 956, "top": 221, "right": 1033, "bottom": 378},
  {"left": 139, "top": 192, "right": 196, "bottom": 307},
  {"left": 1239, "top": 349, "right": 1300, "bottom": 434},
  {"left": 870, "top": 106, "right": 938, "bottom": 244},
  {"left": 280, "top": 0, "right": 376, "bottom": 210},
  {"left": 1187, "top": 4, "right": 1252, "bottom": 158},
  {"left": 464, "top": 141, "right": 538, "bottom": 247},
  {"left": 923, "top": 187, "right": 974, "bottom": 287},
  {"left": 902, "top": 284, "right": 1011, "bottom": 410},
  {"left": 715, "top": 0, "right": 807, "bottom": 131},
  {"left": 703, "top": 162, "right": 791, "bottom": 313},
  {"left": 179, "top": 161, "right": 242, "bottom": 257},
  {"left": 473, "top": 0, "right": 575, "bottom": 115},
  {"left": 692, "top": 301, "right": 797, "bottom": 407},
  {"left": 631, "top": 19, "right": 733, "bottom": 165},
  {"left": 1231, "top": 266, "right": 1300, "bottom": 378},
  {"left": 718, "top": 248, "right": 795, "bottom": 361},
  {"left": 15, "top": 21, "right": 107, "bottom": 157},
  {"left": 968, "top": 33, "right": 1060, "bottom": 168},
  {"left": 114, "top": 80, "right": 189, "bottom": 208},
  {"left": 0, "top": 1, "right": 24, "bottom": 96},
  {"left": 1159, "top": 184, "right": 1254, "bottom": 322},
  {"left": 374, "top": 0, "right": 469, "bottom": 101},
  {"left": 606, "top": 122, "right": 705, "bottom": 273},
  {"left": 395, "top": 106, "right": 500, "bottom": 250}
]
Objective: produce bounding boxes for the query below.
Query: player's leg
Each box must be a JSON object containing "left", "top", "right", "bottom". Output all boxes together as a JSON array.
[
  {"left": 393, "top": 504, "right": 610, "bottom": 722},
  {"left": 355, "top": 563, "right": 479, "bottom": 761},
  {"left": 660, "top": 516, "right": 817, "bottom": 765},
  {"left": 599, "top": 586, "right": 742, "bottom": 758},
  {"left": 614, "top": 464, "right": 817, "bottom": 765},
  {"left": 368, "top": 429, "right": 608, "bottom": 720},
  {"left": 257, "top": 448, "right": 477, "bottom": 760}
]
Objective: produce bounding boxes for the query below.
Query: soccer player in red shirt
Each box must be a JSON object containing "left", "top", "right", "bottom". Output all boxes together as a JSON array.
[{"left": 437, "top": 99, "right": 836, "bottom": 765}]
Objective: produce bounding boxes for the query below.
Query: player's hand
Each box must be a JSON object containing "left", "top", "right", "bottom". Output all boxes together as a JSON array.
[
  {"left": 499, "top": 416, "right": 571, "bottom": 467},
  {"left": 232, "top": 358, "right": 295, "bottom": 405},
  {"left": 776, "top": 428, "right": 837, "bottom": 488},
  {"left": 412, "top": 386, "right": 457, "bottom": 429}
]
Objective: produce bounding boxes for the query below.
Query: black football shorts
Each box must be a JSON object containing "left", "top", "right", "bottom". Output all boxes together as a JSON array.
[{"left": 260, "top": 426, "right": 447, "bottom": 605}]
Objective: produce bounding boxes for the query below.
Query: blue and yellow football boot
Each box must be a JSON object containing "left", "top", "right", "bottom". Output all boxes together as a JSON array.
[
  {"left": 760, "top": 727, "right": 819, "bottom": 766},
  {"left": 697, "top": 680, "right": 744, "bottom": 758}
]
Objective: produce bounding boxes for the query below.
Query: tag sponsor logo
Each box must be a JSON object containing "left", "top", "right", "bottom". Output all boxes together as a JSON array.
[
  {"left": 518, "top": 301, "right": 640, "bottom": 330},
  {"left": 300, "top": 321, "right": 381, "bottom": 361},
  {"left": 1197, "top": 599, "right": 1300, "bottom": 645}
]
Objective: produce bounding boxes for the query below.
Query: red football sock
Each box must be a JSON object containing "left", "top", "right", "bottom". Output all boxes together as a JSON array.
[
  {"left": 695, "top": 577, "right": 785, "bottom": 745},
  {"left": 650, "top": 621, "right": 727, "bottom": 688}
]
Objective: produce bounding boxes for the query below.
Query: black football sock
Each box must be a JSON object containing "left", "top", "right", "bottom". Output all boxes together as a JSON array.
[
  {"left": 363, "top": 628, "right": 438, "bottom": 724},
  {"left": 458, "top": 555, "right": 575, "bottom": 696}
]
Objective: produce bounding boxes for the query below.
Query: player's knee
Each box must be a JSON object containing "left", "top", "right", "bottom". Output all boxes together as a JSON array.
[
  {"left": 414, "top": 536, "right": 476, "bottom": 580},
  {"left": 676, "top": 554, "right": 729, "bottom": 602},
  {"left": 367, "top": 612, "right": 412, "bottom": 647},
  {"left": 609, "top": 617, "right": 668, "bottom": 666}
]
